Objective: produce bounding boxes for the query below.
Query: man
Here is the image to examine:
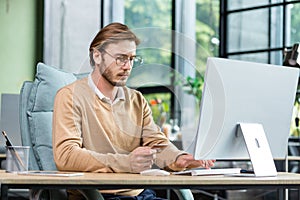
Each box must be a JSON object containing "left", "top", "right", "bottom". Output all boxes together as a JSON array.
[{"left": 53, "top": 22, "right": 215, "bottom": 200}]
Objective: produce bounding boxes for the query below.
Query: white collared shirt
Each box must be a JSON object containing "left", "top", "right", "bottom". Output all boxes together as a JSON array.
[{"left": 88, "top": 73, "right": 125, "bottom": 104}]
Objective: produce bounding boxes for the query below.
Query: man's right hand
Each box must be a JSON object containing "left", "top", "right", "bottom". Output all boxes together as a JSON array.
[{"left": 129, "top": 147, "right": 157, "bottom": 173}]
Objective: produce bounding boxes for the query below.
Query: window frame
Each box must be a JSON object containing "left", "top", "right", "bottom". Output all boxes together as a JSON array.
[{"left": 219, "top": 0, "right": 298, "bottom": 64}]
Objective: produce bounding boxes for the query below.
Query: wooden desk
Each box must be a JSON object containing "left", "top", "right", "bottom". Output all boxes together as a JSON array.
[{"left": 0, "top": 171, "right": 300, "bottom": 200}]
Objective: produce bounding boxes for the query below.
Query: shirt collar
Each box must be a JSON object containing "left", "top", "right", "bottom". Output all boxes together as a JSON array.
[{"left": 88, "top": 73, "right": 125, "bottom": 104}]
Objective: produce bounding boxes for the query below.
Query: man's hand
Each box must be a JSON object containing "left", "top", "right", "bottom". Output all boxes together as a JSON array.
[
  {"left": 129, "top": 147, "right": 157, "bottom": 173},
  {"left": 175, "top": 154, "right": 215, "bottom": 169}
]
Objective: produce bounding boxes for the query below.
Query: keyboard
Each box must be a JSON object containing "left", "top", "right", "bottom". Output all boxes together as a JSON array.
[{"left": 172, "top": 168, "right": 242, "bottom": 176}]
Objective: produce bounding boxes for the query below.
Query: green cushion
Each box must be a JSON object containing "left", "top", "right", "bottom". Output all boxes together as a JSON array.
[
  {"left": 28, "top": 63, "right": 77, "bottom": 112},
  {"left": 26, "top": 63, "right": 86, "bottom": 170},
  {"left": 28, "top": 112, "right": 56, "bottom": 170}
]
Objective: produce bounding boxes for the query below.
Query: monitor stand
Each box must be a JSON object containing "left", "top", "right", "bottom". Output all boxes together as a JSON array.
[{"left": 236, "top": 123, "right": 277, "bottom": 177}]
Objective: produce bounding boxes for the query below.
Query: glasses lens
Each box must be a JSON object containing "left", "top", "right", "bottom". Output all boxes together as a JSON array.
[
  {"left": 132, "top": 57, "right": 143, "bottom": 68},
  {"left": 115, "top": 55, "right": 143, "bottom": 67},
  {"left": 116, "top": 55, "right": 128, "bottom": 65}
]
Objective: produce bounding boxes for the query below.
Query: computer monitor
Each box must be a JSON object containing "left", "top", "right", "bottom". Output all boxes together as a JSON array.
[
  {"left": 192, "top": 57, "right": 299, "bottom": 160},
  {"left": 0, "top": 94, "right": 22, "bottom": 153}
]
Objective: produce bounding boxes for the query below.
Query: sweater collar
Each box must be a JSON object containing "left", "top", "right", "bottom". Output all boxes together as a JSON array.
[{"left": 88, "top": 73, "right": 125, "bottom": 104}]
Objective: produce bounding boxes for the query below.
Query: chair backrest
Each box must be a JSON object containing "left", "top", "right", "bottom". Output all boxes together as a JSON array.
[
  {"left": 20, "top": 81, "right": 40, "bottom": 170},
  {"left": 19, "top": 63, "right": 86, "bottom": 170}
]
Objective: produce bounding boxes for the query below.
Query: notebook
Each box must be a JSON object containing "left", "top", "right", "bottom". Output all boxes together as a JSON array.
[{"left": 18, "top": 171, "right": 84, "bottom": 177}]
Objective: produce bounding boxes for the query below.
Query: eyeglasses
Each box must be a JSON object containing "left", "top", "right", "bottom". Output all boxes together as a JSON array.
[{"left": 102, "top": 49, "right": 143, "bottom": 67}]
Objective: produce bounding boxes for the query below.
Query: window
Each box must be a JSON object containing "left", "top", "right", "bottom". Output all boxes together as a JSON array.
[
  {"left": 125, "top": 0, "right": 220, "bottom": 141},
  {"left": 220, "top": 0, "right": 300, "bottom": 65},
  {"left": 124, "top": 0, "right": 174, "bottom": 127}
]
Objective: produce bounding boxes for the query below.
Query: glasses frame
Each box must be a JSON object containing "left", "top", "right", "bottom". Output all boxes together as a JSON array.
[{"left": 101, "top": 49, "right": 143, "bottom": 67}]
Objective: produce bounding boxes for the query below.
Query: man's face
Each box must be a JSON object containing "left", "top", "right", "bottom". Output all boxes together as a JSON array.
[{"left": 96, "top": 40, "right": 137, "bottom": 86}]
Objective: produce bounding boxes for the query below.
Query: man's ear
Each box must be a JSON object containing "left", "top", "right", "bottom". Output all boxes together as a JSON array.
[{"left": 93, "top": 49, "right": 102, "bottom": 65}]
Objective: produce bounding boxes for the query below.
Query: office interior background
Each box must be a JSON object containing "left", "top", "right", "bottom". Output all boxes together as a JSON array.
[{"left": 1, "top": 0, "right": 300, "bottom": 148}]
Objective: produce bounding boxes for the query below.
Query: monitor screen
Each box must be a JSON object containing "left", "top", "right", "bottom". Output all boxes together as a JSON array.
[{"left": 192, "top": 57, "right": 299, "bottom": 160}]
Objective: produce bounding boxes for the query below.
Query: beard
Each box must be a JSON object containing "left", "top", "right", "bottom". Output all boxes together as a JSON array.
[{"left": 99, "top": 61, "right": 129, "bottom": 86}]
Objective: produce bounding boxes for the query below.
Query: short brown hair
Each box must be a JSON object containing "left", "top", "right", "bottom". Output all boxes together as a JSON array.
[{"left": 89, "top": 22, "right": 140, "bottom": 67}]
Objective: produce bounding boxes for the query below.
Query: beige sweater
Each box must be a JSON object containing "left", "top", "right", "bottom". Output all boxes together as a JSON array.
[{"left": 52, "top": 77, "right": 185, "bottom": 196}]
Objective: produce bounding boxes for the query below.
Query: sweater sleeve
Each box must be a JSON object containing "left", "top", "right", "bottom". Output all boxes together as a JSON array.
[
  {"left": 52, "top": 86, "right": 132, "bottom": 173},
  {"left": 138, "top": 93, "right": 186, "bottom": 170}
]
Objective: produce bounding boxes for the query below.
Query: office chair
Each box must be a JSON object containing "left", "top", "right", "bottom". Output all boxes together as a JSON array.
[{"left": 19, "top": 63, "right": 103, "bottom": 200}]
